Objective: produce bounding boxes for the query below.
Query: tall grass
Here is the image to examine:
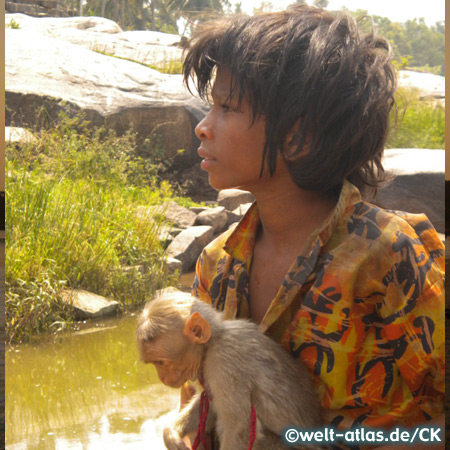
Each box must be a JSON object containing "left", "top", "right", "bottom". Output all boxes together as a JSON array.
[
  {"left": 387, "top": 88, "right": 445, "bottom": 149},
  {"left": 6, "top": 114, "right": 182, "bottom": 343}
]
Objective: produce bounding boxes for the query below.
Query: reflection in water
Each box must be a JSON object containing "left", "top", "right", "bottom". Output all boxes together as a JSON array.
[{"left": 6, "top": 313, "right": 180, "bottom": 449}]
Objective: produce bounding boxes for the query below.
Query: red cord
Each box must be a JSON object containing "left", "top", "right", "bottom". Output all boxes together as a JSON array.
[
  {"left": 248, "top": 405, "right": 257, "bottom": 450},
  {"left": 193, "top": 366, "right": 257, "bottom": 450},
  {"left": 192, "top": 390, "right": 210, "bottom": 450}
]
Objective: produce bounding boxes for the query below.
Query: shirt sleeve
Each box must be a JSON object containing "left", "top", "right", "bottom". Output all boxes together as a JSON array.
[
  {"left": 192, "top": 249, "right": 213, "bottom": 304},
  {"left": 377, "top": 213, "right": 444, "bottom": 420}
]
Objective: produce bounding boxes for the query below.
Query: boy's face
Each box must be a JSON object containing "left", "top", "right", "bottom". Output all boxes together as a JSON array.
[{"left": 195, "top": 66, "right": 269, "bottom": 192}]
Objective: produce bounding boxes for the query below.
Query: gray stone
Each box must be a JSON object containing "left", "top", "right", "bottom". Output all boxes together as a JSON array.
[
  {"left": 194, "top": 206, "right": 228, "bottom": 233},
  {"left": 375, "top": 148, "right": 444, "bottom": 233},
  {"left": 142, "top": 201, "right": 197, "bottom": 229},
  {"left": 217, "top": 189, "right": 254, "bottom": 212},
  {"left": 398, "top": 70, "right": 445, "bottom": 104},
  {"left": 166, "top": 225, "right": 214, "bottom": 273},
  {"left": 164, "top": 256, "right": 182, "bottom": 275},
  {"left": 5, "top": 14, "right": 182, "bottom": 67},
  {"left": 5, "top": 126, "right": 35, "bottom": 144},
  {"left": 190, "top": 206, "right": 209, "bottom": 214},
  {"left": 61, "top": 289, "right": 120, "bottom": 320},
  {"left": 6, "top": 19, "right": 208, "bottom": 166},
  {"left": 226, "top": 202, "right": 253, "bottom": 227},
  {"left": 155, "top": 226, "right": 174, "bottom": 248}
]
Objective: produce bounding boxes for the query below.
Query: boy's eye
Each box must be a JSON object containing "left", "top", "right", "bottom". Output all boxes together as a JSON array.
[
  {"left": 153, "top": 360, "right": 164, "bottom": 366},
  {"left": 220, "top": 104, "right": 232, "bottom": 112}
]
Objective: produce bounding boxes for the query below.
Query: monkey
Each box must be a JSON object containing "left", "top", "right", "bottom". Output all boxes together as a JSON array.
[{"left": 136, "top": 291, "right": 322, "bottom": 450}]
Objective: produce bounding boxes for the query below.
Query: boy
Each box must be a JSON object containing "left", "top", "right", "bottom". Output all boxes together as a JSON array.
[{"left": 180, "top": 5, "right": 444, "bottom": 449}]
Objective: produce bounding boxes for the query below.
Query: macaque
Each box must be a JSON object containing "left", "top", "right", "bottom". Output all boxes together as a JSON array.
[{"left": 136, "top": 291, "right": 322, "bottom": 450}]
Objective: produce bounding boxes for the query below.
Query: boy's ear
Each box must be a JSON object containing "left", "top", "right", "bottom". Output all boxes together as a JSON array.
[
  {"left": 183, "top": 312, "right": 211, "bottom": 344},
  {"left": 284, "top": 118, "right": 310, "bottom": 161}
]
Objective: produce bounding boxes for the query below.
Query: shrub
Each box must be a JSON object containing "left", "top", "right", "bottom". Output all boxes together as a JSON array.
[{"left": 6, "top": 114, "right": 182, "bottom": 342}]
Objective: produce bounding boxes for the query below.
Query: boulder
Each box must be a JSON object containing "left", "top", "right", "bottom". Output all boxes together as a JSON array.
[
  {"left": 61, "top": 289, "right": 120, "bottom": 320},
  {"left": 5, "top": 19, "right": 208, "bottom": 166},
  {"left": 217, "top": 189, "right": 255, "bottom": 212},
  {"left": 375, "top": 149, "right": 444, "bottom": 233},
  {"left": 190, "top": 206, "right": 209, "bottom": 214},
  {"left": 398, "top": 70, "right": 445, "bottom": 103},
  {"left": 5, "top": 126, "right": 35, "bottom": 144},
  {"left": 5, "top": 14, "right": 183, "bottom": 68},
  {"left": 194, "top": 206, "right": 228, "bottom": 233},
  {"left": 166, "top": 226, "right": 214, "bottom": 273},
  {"left": 164, "top": 256, "right": 183, "bottom": 275},
  {"left": 139, "top": 201, "right": 197, "bottom": 229},
  {"left": 227, "top": 202, "right": 253, "bottom": 227},
  {"left": 6, "top": 0, "right": 71, "bottom": 17}
]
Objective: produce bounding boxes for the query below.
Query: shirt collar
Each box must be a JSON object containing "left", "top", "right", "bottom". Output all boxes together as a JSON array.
[{"left": 223, "top": 180, "right": 362, "bottom": 262}]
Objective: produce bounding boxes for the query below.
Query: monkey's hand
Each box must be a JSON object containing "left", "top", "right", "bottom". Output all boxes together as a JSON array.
[{"left": 163, "top": 426, "right": 190, "bottom": 450}]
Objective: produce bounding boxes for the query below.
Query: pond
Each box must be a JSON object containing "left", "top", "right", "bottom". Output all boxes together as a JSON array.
[{"left": 6, "top": 273, "right": 196, "bottom": 450}]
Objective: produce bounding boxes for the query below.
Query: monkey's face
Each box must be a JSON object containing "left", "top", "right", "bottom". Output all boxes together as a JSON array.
[{"left": 140, "top": 335, "right": 203, "bottom": 388}]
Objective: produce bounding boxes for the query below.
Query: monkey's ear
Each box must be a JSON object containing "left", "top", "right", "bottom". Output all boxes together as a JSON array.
[{"left": 184, "top": 312, "right": 211, "bottom": 344}]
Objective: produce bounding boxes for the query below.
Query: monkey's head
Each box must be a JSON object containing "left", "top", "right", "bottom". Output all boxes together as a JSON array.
[{"left": 136, "top": 293, "right": 212, "bottom": 388}]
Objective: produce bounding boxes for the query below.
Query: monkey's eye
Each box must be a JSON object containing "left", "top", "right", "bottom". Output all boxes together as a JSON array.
[{"left": 153, "top": 360, "right": 164, "bottom": 366}]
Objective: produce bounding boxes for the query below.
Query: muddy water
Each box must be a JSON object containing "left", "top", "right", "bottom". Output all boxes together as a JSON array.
[{"left": 6, "top": 274, "right": 196, "bottom": 450}]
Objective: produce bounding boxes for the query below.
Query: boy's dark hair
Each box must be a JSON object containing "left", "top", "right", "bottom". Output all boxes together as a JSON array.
[{"left": 182, "top": 5, "right": 396, "bottom": 195}]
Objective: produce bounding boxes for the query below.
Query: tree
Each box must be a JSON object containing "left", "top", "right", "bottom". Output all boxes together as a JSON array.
[{"left": 313, "top": 0, "right": 328, "bottom": 8}]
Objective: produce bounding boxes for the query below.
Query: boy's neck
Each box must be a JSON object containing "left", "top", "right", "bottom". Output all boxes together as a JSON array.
[{"left": 250, "top": 179, "right": 338, "bottom": 252}]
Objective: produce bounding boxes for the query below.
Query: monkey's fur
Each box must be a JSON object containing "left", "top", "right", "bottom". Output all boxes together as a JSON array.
[{"left": 136, "top": 293, "right": 322, "bottom": 450}]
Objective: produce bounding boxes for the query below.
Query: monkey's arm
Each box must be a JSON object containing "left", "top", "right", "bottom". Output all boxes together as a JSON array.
[{"left": 164, "top": 393, "right": 216, "bottom": 450}]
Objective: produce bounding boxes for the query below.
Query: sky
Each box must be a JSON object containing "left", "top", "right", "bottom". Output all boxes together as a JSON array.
[{"left": 239, "top": 0, "right": 445, "bottom": 26}]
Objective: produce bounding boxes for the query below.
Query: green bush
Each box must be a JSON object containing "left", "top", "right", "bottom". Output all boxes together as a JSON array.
[
  {"left": 6, "top": 114, "right": 182, "bottom": 343},
  {"left": 387, "top": 88, "right": 445, "bottom": 149}
]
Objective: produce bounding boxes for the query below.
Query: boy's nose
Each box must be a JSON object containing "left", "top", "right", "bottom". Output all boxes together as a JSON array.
[{"left": 195, "top": 115, "right": 212, "bottom": 140}]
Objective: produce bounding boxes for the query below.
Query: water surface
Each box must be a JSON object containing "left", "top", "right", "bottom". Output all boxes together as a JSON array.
[{"left": 6, "top": 298, "right": 193, "bottom": 449}]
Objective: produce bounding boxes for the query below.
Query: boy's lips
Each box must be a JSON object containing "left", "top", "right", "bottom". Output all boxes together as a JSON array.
[
  {"left": 198, "top": 147, "right": 215, "bottom": 160},
  {"left": 198, "top": 147, "right": 217, "bottom": 170}
]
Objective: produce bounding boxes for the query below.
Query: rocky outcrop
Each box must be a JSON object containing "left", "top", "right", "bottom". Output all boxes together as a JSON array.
[
  {"left": 166, "top": 226, "right": 215, "bottom": 273},
  {"left": 138, "top": 201, "right": 197, "bottom": 229},
  {"left": 398, "top": 70, "right": 445, "bottom": 104},
  {"left": 61, "top": 289, "right": 120, "bottom": 319},
  {"left": 6, "top": 14, "right": 208, "bottom": 169},
  {"left": 6, "top": 0, "right": 72, "bottom": 18},
  {"left": 217, "top": 189, "right": 255, "bottom": 212},
  {"left": 6, "top": 14, "right": 183, "bottom": 67},
  {"left": 146, "top": 190, "right": 254, "bottom": 274},
  {"left": 194, "top": 206, "right": 228, "bottom": 233},
  {"left": 376, "top": 148, "right": 444, "bottom": 234},
  {"left": 5, "top": 126, "right": 36, "bottom": 144}
]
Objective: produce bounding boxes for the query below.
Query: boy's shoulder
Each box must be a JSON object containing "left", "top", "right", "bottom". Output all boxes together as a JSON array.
[{"left": 345, "top": 199, "right": 444, "bottom": 260}]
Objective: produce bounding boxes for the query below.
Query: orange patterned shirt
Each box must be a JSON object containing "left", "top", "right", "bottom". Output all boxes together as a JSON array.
[{"left": 192, "top": 180, "right": 444, "bottom": 433}]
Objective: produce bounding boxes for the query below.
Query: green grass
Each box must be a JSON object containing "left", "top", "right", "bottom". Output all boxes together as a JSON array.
[
  {"left": 6, "top": 114, "right": 186, "bottom": 343},
  {"left": 6, "top": 18, "right": 20, "bottom": 29},
  {"left": 92, "top": 48, "right": 183, "bottom": 74},
  {"left": 387, "top": 88, "right": 445, "bottom": 149}
]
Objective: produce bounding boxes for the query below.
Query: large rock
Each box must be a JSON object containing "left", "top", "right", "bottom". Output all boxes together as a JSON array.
[
  {"left": 398, "top": 70, "right": 445, "bottom": 103},
  {"left": 5, "top": 126, "right": 35, "bottom": 144},
  {"left": 6, "top": 14, "right": 183, "bottom": 68},
  {"left": 61, "top": 289, "right": 120, "bottom": 320},
  {"left": 166, "top": 226, "right": 214, "bottom": 273},
  {"left": 217, "top": 189, "right": 255, "bottom": 211},
  {"left": 138, "top": 201, "right": 197, "bottom": 229},
  {"left": 5, "top": 17, "right": 208, "bottom": 166},
  {"left": 194, "top": 206, "right": 228, "bottom": 233},
  {"left": 375, "top": 148, "right": 444, "bottom": 233}
]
